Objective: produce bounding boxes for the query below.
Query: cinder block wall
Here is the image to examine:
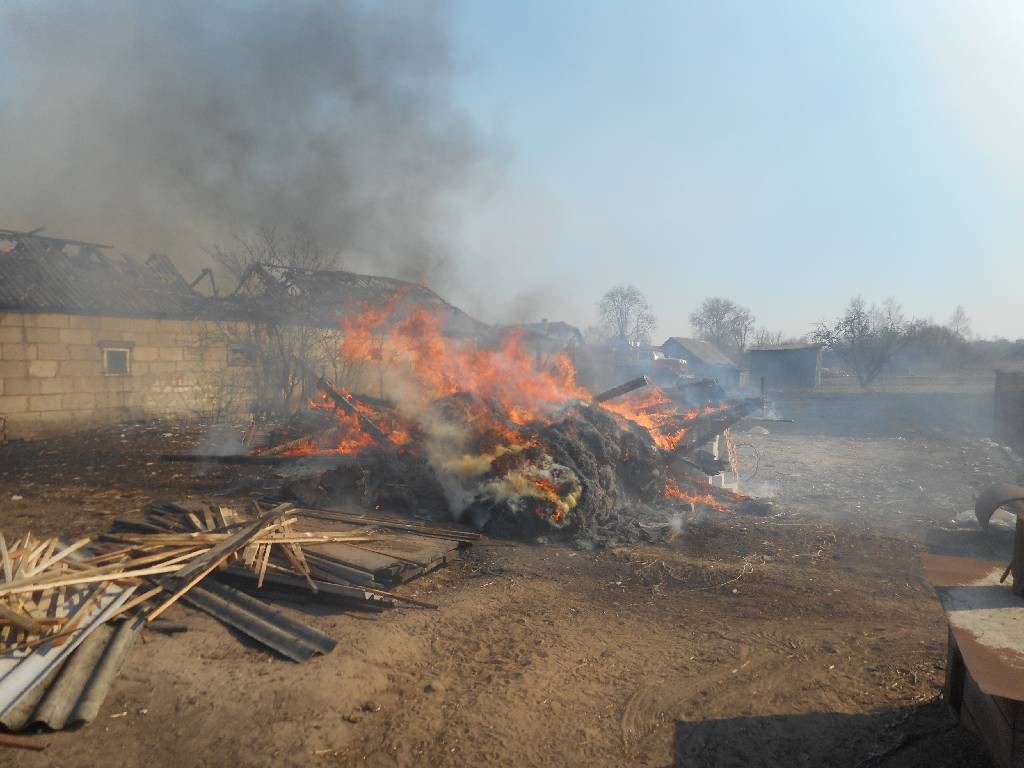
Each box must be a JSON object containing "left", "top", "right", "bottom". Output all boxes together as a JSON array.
[{"left": 0, "top": 312, "right": 245, "bottom": 437}]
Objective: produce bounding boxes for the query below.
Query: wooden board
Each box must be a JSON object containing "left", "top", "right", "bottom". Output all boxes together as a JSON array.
[
  {"left": 304, "top": 542, "right": 406, "bottom": 582},
  {"left": 356, "top": 533, "right": 460, "bottom": 571}
]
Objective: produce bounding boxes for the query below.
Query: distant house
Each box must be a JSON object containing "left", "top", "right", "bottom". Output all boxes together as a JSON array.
[
  {"left": 498, "top": 319, "right": 583, "bottom": 355},
  {"left": 746, "top": 343, "right": 822, "bottom": 389},
  {"left": 660, "top": 337, "right": 742, "bottom": 389}
]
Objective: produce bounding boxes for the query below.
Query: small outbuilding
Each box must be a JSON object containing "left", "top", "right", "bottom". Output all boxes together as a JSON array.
[
  {"left": 745, "top": 343, "right": 822, "bottom": 389},
  {"left": 660, "top": 337, "right": 742, "bottom": 389}
]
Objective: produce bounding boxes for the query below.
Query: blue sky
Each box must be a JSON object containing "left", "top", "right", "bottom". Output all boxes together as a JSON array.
[{"left": 445, "top": 1, "right": 1024, "bottom": 340}]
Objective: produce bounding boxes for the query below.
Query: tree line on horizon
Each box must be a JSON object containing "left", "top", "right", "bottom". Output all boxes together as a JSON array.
[{"left": 593, "top": 285, "right": 1024, "bottom": 388}]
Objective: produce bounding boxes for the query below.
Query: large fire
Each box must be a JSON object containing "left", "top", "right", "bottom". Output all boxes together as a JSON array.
[
  {"left": 272, "top": 300, "right": 748, "bottom": 524},
  {"left": 340, "top": 302, "right": 587, "bottom": 424},
  {"left": 600, "top": 388, "right": 729, "bottom": 451}
]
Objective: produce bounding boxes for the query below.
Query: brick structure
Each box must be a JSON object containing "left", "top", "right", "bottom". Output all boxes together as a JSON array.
[
  {"left": 0, "top": 228, "right": 489, "bottom": 438},
  {"left": 0, "top": 311, "right": 240, "bottom": 435}
]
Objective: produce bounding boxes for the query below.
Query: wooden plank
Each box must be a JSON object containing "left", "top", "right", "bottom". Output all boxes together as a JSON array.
[
  {"left": 294, "top": 507, "right": 480, "bottom": 540},
  {"left": 202, "top": 506, "right": 217, "bottom": 532},
  {"left": 0, "top": 532, "right": 11, "bottom": 583},
  {"left": 147, "top": 545, "right": 240, "bottom": 622},
  {"left": 0, "top": 562, "right": 183, "bottom": 596},
  {"left": 0, "top": 602, "right": 42, "bottom": 634},
  {"left": 0, "top": 732, "right": 47, "bottom": 751},
  {"left": 256, "top": 543, "right": 272, "bottom": 589},
  {"left": 172, "top": 503, "right": 291, "bottom": 582},
  {"left": 304, "top": 542, "right": 406, "bottom": 580},
  {"left": 24, "top": 538, "right": 90, "bottom": 578},
  {"left": 303, "top": 553, "right": 377, "bottom": 586},
  {"left": 356, "top": 533, "right": 460, "bottom": 570}
]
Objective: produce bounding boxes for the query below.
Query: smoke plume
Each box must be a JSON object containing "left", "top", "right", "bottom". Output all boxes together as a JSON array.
[{"left": 0, "top": 0, "right": 479, "bottom": 282}]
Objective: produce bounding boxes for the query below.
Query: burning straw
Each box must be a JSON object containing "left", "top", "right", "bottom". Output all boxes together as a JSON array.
[{"left": 176, "top": 303, "right": 764, "bottom": 541}]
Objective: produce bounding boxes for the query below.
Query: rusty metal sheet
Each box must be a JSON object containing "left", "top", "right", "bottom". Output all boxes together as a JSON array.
[{"left": 923, "top": 553, "right": 1024, "bottom": 700}]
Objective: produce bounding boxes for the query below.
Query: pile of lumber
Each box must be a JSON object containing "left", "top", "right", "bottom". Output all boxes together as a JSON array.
[
  {"left": 1, "top": 500, "right": 477, "bottom": 736},
  {"left": 1, "top": 532, "right": 154, "bottom": 655},
  {"left": 108, "top": 500, "right": 477, "bottom": 608}
]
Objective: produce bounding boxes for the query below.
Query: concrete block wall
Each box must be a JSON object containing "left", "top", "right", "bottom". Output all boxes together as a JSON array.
[{"left": 0, "top": 312, "right": 246, "bottom": 437}]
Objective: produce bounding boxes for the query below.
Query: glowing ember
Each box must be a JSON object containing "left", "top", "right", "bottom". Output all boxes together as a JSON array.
[{"left": 663, "top": 478, "right": 739, "bottom": 513}]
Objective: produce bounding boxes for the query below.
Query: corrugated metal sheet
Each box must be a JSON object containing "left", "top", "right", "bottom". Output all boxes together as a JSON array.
[
  {"left": 1, "top": 620, "right": 137, "bottom": 731},
  {"left": 0, "top": 235, "right": 489, "bottom": 337},
  {"left": 180, "top": 578, "right": 337, "bottom": 662},
  {"left": 0, "top": 239, "right": 205, "bottom": 318},
  {"left": 215, "top": 264, "right": 490, "bottom": 338},
  {"left": 0, "top": 582, "right": 136, "bottom": 724},
  {"left": 746, "top": 343, "right": 822, "bottom": 352},
  {"left": 661, "top": 337, "right": 737, "bottom": 368}
]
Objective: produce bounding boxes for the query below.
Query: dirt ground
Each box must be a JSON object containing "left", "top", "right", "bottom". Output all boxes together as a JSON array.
[{"left": 1, "top": 407, "right": 1019, "bottom": 767}]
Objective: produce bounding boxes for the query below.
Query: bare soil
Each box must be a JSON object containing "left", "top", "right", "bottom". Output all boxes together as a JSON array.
[{"left": 0, "top": 414, "right": 1017, "bottom": 767}]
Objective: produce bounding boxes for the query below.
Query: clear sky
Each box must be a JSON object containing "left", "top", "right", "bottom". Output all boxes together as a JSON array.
[{"left": 444, "top": 1, "right": 1024, "bottom": 341}]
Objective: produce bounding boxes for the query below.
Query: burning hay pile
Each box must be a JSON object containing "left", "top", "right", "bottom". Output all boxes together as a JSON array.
[{"left": 171, "top": 301, "right": 770, "bottom": 544}]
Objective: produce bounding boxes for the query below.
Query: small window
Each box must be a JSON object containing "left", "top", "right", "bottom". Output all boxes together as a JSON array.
[
  {"left": 102, "top": 347, "right": 131, "bottom": 376},
  {"left": 228, "top": 345, "right": 257, "bottom": 367}
]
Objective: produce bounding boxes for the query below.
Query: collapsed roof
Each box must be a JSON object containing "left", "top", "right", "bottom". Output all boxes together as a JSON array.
[
  {"left": 216, "top": 264, "right": 489, "bottom": 338},
  {"left": 0, "top": 229, "right": 489, "bottom": 338},
  {"left": 0, "top": 230, "right": 204, "bottom": 319}
]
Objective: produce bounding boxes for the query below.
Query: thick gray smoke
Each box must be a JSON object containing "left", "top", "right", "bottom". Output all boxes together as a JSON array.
[{"left": 0, "top": 0, "right": 478, "bottom": 283}]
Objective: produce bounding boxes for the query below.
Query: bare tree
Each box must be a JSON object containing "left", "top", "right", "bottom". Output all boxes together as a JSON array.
[
  {"left": 206, "top": 226, "right": 341, "bottom": 419},
  {"left": 948, "top": 305, "right": 971, "bottom": 339},
  {"left": 597, "top": 286, "right": 655, "bottom": 346},
  {"left": 690, "top": 298, "right": 755, "bottom": 357},
  {"left": 812, "top": 296, "right": 910, "bottom": 387},
  {"left": 753, "top": 327, "right": 784, "bottom": 346}
]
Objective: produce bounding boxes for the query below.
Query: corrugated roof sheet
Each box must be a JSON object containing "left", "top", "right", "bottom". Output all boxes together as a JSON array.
[
  {"left": 1, "top": 620, "right": 138, "bottom": 731},
  {"left": 746, "top": 343, "right": 822, "bottom": 352},
  {"left": 214, "top": 265, "right": 490, "bottom": 339},
  {"left": 0, "top": 237, "right": 490, "bottom": 338},
  {"left": 0, "top": 238, "right": 205, "bottom": 318},
  {"left": 661, "top": 337, "right": 737, "bottom": 368}
]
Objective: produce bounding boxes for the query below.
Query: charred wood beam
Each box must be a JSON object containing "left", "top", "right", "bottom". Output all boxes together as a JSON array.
[
  {"left": 314, "top": 376, "right": 389, "bottom": 443},
  {"left": 290, "top": 354, "right": 389, "bottom": 443},
  {"left": 260, "top": 433, "right": 319, "bottom": 456},
  {"left": 593, "top": 376, "right": 650, "bottom": 403},
  {"left": 654, "top": 400, "right": 756, "bottom": 437},
  {"left": 666, "top": 400, "right": 758, "bottom": 456}
]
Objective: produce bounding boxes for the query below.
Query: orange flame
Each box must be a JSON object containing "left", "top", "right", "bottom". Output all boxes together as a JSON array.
[
  {"left": 279, "top": 302, "right": 736, "bottom": 479},
  {"left": 341, "top": 305, "right": 588, "bottom": 424},
  {"left": 663, "top": 478, "right": 734, "bottom": 513},
  {"left": 602, "top": 389, "right": 729, "bottom": 451}
]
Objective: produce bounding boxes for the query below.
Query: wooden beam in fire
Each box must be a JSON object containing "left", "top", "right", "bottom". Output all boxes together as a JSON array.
[
  {"left": 290, "top": 356, "right": 390, "bottom": 444},
  {"left": 314, "top": 376, "right": 389, "bottom": 443},
  {"left": 593, "top": 376, "right": 650, "bottom": 403},
  {"left": 667, "top": 399, "right": 758, "bottom": 456}
]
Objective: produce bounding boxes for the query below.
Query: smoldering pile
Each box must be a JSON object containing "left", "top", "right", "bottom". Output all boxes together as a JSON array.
[
  {"left": 166, "top": 305, "right": 769, "bottom": 543},
  {"left": 240, "top": 379, "right": 767, "bottom": 544}
]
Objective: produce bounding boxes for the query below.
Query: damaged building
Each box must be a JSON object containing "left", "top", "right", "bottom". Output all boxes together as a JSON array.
[{"left": 0, "top": 229, "right": 485, "bottom": 439}]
